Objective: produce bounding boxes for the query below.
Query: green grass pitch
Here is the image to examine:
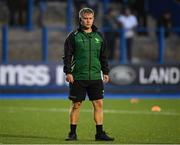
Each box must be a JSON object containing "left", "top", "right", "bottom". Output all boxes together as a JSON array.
[{"left": 0, "top": 98, "right": 180, "bottom": 144}]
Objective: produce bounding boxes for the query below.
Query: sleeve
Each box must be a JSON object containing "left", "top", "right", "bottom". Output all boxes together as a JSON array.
[
  {"left": 99, "top": 32, "right": 110, "bottom": 75},
  {"left": 63, "top": 32, "right": 75, "bottom": 75}
]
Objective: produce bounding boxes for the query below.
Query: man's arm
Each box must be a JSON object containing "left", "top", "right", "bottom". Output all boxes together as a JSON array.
[
  {"left": 99, "top": 33, "right": 109, "bottom": 75},
  {"left": 63, "top": 32, "right": 75, "bottom": 75},
  {"left": 99, "top": 33, "right": 110, "bottom": 83},
  {"left": 63, "top": 32, "right": 75, "bottom": 83}
]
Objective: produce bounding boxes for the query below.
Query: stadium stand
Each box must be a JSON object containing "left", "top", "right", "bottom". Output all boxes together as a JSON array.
[
  {"left": 0, "top": 0, "right": 180, "bottom": 94},
  {"left": 0, "top": 0, "right": 180, "bottom": 63}
]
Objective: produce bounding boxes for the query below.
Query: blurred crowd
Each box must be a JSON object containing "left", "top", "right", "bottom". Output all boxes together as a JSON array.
[
  {"left": 0, "top": 0, "right": 27, "bottom": 26},
  {"left": 0, "top": 0, "right": 174, "bottom": 62},
  {"left": 0, "top": 0, "right": 172, "bottom": 30}
]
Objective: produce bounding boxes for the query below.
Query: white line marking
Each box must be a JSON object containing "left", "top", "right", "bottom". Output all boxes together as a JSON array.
[{"left": 0, "top": 107, "right": 180, "bottom": 116}]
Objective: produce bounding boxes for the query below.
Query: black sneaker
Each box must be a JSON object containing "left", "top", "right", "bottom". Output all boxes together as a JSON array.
[
  {"left": 95, "top": 131, "right": 114, "bottom": 141},
  {"left": 65, "top": 132, "right": 77, "bottom": 141}
]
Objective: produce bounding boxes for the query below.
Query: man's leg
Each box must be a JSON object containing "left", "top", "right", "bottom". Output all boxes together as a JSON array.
[
  {"left": 92, "top": 99, "right": 114, "bottom": 141},
  {"left": 70, "top": 101, "right": 82, "bottom": 125},
  {"left": 92, "top": 99, "right": 103, "bottom": 125},
  {"left": 92, "top": 99, "right": 103, "bottom": 135},
  {"left": 66, "top": 101, "right": 82, "bottom": 141}
]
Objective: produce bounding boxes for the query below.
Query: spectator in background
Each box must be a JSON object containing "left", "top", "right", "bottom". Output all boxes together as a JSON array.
[
  {"left": 156, "top": 11, "right": 172, "bottom": 38},
  {"left": 133, "top": 0, "right": 148, "bottom": 35},
  {"left": 120, "top": 0, "right": 148, "bottom": 36},
  {"left": 6, "top": 0, "right": 27, "bottom": 26},
  {"left": 103, "top": 8, "right": 118, "bottom": 61},
  {"left": 117, "top": 7, "right": 138, "bottom": 62}
]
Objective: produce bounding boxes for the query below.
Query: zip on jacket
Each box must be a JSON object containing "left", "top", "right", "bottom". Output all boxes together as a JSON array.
[{"left": 63, "top": 25, "right": 109, "bottom": 80}]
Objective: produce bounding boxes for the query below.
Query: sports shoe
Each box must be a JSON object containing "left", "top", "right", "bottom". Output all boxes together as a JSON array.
[
  {"left": 95, "top": 131, "right": 114, "bottom": 141},
  {"left": 65, "top": 132, "right": 77, "bottom": 141}
]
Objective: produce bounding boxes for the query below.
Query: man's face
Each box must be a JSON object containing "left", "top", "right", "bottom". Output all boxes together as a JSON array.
[{"left": 80, "top": 12, "right": 94, "bottom": 29}]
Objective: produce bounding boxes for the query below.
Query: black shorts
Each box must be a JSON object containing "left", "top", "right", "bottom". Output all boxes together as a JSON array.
[{"left": 68, "top": 80, "right": 104, "bottom": 102}]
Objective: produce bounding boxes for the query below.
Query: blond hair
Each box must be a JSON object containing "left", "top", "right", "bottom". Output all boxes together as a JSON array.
[{"left": 79, "top": 7, "right": 94, "bottom": 19}]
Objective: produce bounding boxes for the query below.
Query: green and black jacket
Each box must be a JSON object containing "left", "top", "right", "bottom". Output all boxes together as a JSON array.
[{"left": 63, "top": 25, "right": 109, "bottom": 80}]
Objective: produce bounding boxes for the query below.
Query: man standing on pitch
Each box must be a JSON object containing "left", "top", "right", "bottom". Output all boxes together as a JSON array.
[{"left": 63, "top": 7, "right": 114, "bottom": 141}]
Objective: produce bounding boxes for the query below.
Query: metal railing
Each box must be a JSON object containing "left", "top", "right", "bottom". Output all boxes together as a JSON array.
[{"left": 2, "top": 25, "right": 179, "bottom": 64}]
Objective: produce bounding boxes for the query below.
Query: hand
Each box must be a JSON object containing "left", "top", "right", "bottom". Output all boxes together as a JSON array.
[
  {"left": 66, "top": 74, "right": 74, "bottom": 83},
  {"left": 103, "top": 74, "right": 109, "bottom": 83}
]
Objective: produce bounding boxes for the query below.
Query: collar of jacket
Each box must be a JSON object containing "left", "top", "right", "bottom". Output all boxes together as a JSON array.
[{"left": 77, "top": 24, "right": 98, "bottom": 32}]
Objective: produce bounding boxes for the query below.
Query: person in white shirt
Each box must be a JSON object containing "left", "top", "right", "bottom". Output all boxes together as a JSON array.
[{"left": 117, "top": 7, "right": 138, "bottom": 62}]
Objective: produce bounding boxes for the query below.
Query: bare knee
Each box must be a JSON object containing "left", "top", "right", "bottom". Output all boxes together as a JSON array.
[
  {"left": 93, "top": 99, "right": 103, "bottom": 111},
  {"left": 72, "top": 101, "right": 82, "bottom": 110}
]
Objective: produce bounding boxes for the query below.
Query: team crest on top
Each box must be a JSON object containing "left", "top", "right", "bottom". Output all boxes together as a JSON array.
[{"left": 95, "top": 38, "right": 100, "bottom": 43}]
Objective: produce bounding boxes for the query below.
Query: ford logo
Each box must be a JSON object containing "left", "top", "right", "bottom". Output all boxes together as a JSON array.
[{"left": 109, "top": 66, "right": 136, "bottom": 85}]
